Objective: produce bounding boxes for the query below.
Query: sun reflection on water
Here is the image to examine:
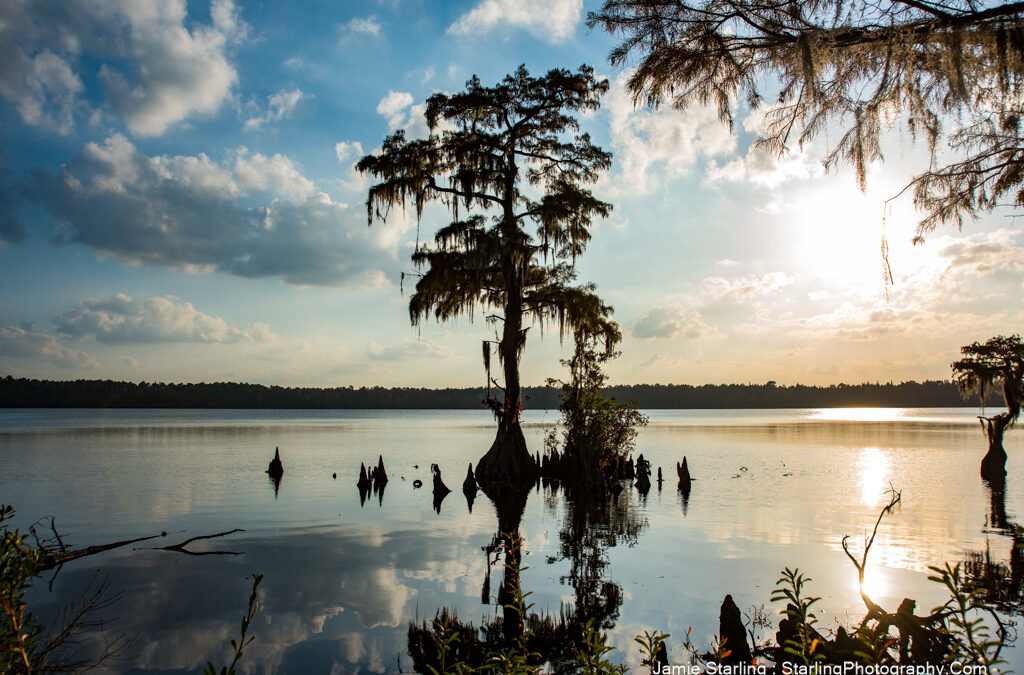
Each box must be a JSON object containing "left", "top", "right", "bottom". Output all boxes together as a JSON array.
[
  {"left": 812, "top": 408, "right": 908, "bottom": 422},
  {"left": 859, "top": 565, "right": 889, "bottom": 600},
  {"left": 858, "top": 447, "right": 891, "bottom": 507}
]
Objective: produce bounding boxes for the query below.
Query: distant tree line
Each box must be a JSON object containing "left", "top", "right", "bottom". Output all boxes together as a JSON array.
[{"left": 0, "top": 376, "right": 1001, "bottom": 410}]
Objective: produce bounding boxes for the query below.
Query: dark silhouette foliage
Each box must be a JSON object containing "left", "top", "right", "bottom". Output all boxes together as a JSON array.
[
  {"left": 952, "top": 334, "right": 1024, "bottom": 478},
  {"left": 0, "top": 375, "right": 1001, "bottom": 409},
  {"left": 357, "top": 65, "right": 618, "bottom": 486},
  {"left": 589, "top": 0, "right": 1024, "bottom": 237}
]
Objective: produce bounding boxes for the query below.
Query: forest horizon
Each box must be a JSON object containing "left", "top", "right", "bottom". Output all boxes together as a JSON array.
[{"left": 0, "top": 375, "right": 1004, "bottom": 410}]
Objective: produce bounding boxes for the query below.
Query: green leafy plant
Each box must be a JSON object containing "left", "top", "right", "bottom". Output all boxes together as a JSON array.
[
  {"left": 567, "top": 618, "right": 624, "bottom": 673},
  {"left": 1, "top": 505, "right": 43, "bottom": 674},
  {"left": 425, "top": 613, "right": 469, "bottom": 675},
  {"left": 771, "top": 567, "right": 825, "bottom": 664},
  {"left": 634, "top": 629, "right": 669, "bottom": 674},
  {"left": 929, "top": 562, "right": 1006, "bottom": 668},
  {"left": 203, "top": 573, "right": 264, "bottom": 675}
]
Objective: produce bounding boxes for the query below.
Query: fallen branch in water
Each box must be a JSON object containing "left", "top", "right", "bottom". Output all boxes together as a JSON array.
[
  {"left": 38, "top": 526, "right": 247, "bottom": 571},
  {"left": 150, "top": 529, "right": 245, "bottom": 556},
  {"left": 40, "top": 532, "right": 166, "bottom": 571}
]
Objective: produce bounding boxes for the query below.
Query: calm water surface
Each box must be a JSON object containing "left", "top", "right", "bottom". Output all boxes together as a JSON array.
[{"left": 1, "top": 407, "right": 1021, "bottom": 673}]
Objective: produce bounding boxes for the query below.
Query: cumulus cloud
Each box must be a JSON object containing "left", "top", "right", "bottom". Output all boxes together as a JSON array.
[
  {"left": 704, "top": 104, "right": 825, "bottom": 188},
  {"left": 0, "top": 326, "right": 99, "bottom": 368},
  {"left": 366, "top": 338, "right": 455, "bottom": 361},
  {"left": 334, "top": 141, "right": 369, "bottom": 193},
  {"left": 0, "top": 0, "right": 243, "bottom": 136},
  {"left": 54, "top": 293, "right": 275, "bottom": 344},
  {"left": 448, "top": 0, "right": 582, "bottom": 43},
  {"left": 339, "top": 16, "right": 382, "bottom": 41},
  {"left": 698, "top": 272, "right": 796, "bottom": 302},
  {"left": 707, "top": 145, "right": 821, "bottom": 188},
  {"left": 31, "top": 135, "right": 410, "bottom": 286},
  {"left": 232, "top": 148, "right": 315, "bottom": 201},
  {"left": 376, "top": 91, "right": 414, "bottom": 129},
  {"left": 335, "top": 141, "right": 364, "bottom": 164},
  {"left": 375, "top": 92, "right": 432, "bottom": 138},
  {"left": 605, "top": 74, "right": 735, "bottom": 194},
  {"left": 632, "top": 305, "right": 720, "bottom": 340},
  {"left": 3, "top": 50, "right": 84, "bottom": 135},
  {"left": 937, "top": 228, "right": 1024, "bottom": 276},
  {"left": 244, "top": 87, "right": 304, "bottom": 131}
]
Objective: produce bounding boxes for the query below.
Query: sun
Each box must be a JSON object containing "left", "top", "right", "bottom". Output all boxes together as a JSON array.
[{"left": 785, "top": 179, "right": 918, "bottom": 290}]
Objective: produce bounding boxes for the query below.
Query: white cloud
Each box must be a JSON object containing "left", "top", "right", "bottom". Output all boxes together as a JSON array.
[
  {"left": 376, "top": 91, "right": 414, "bottom": 129},
  {"left": 375, "top": 92, "right": 432, "bottom": 137},
  {"left": 32, "top": 135, "right": 411, "bottom": 286},
  {"left": 334, "top": 141, "right": 368, "bottom": 193},
  {"left": 605, "top": 74, "right": 736, "bottom": 194},
  {"left": 339, "top": 16, "right": 382, "bottom": 42},
  {"left": 632, "top": 305, "right": 720, "bottom": 340},
  {"left": 54, "top": 293, "right": 275, "bottom": 344},
  {"left": 335, "top": 141, "right": 364, "bottom": 164},
  {"left": 232, "top": 148, "right": 315, "bottom": 201},
  {"left": 698, "top": 271, "right": 797, "bottom": 303},
  {"left": 0, "top": 0, "right": 245, "bottom": 136},
  {"left": 366, "top": 338, "right": 454, "bottom": 361},
  {"left": 448, "top": 0, "right": 581, "bottom": 43},
  {"left": 0, "top": 326, "right": 99, "bottom": 368},
  {"left": 210, "top": 0, "right": 245, "bottom": 37},
  {"left": 98, "top": 1, "right": 242, "bottom": 136},
  {"left": 244, "top": 87, "right": 304, "bottom": 131},
  {"left": 936, "top": 228, "right": 1024, "bottom": 276},
  {"left": 11, "top": 51, "right": 83, "bottom": 134}
]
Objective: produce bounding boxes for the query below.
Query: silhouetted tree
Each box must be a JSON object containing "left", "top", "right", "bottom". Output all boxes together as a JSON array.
[
  {"left": 358, "top": 66, "right": 616, "bottom": 487},
  {"left": 589, "top": 1, "right": 1024, "bottom": 238},
  {"left": 952, "top": 334, "right": 1024, "bottom": 479}
]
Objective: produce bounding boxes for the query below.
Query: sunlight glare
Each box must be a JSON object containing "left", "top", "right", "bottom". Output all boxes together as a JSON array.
[
  {"left": 859, "top": 565, "right": 888, "bottom": 600},
  {"left": 812, "top": 408, "right": 906, "bottom": 422},
  {"left": 858, "top": 447, "right": 890, "bottom": 507},
  {"left": 787, "top": 179, "right": 918, "bottom": 290},
  {"left": 790, "top": 189, "right": 887, "bottom": 287}
]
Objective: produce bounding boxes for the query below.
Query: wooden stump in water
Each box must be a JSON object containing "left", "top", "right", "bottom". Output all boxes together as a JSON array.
[
  {"left": 266, "top": 447, "right": 284, "bottom": 479},
  {"left": 718, "top": 594, "right": 752, "bottom": 664},
  {"left": 677, "top": 457, "right": 691, "bottom": 495}
]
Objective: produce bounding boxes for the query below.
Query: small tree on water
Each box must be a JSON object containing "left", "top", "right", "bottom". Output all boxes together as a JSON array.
[
  {"left": 358, "top": 65, "right": 617, "bottom": 488},
  {"left": 547, "top": 329, "right": 647, "bottom": 492},
  {"left": 952, "top": 334, "right": 1024, "bottom": 480}
]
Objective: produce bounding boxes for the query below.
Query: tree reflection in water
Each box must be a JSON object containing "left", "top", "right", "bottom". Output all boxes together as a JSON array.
[
  {"left": 963, "top": 477, "right": 1024, "bottom": 614},
  {"left": 408, "top": 479, "right": 646, "bottom": 673}
]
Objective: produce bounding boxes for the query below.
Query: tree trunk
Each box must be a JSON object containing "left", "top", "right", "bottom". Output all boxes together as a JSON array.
[
  {"left": 980, "top": 413, "right": 1010, "bottom": 481},
  {"left": 475, "top": 327, "right": 536, "bottom": 486},
  {"left": 475, "top": 188, "right": 537, "bottom": 488}
]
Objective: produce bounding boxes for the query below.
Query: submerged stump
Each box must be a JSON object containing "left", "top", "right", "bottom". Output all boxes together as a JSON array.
[
  {"left": 677, "top": 456, "right": 692, "bottom": 495},
  {"left": 375, "top": 455, "right": 389, "bottom": 486},
  {"left": 266, "top": 447, "right": 284, "bottom": 479},
  {"left": 432, "top": 463, "right": 451, "bottom": 496},
  {"left": 719, "top": 594, "right": 752, "bottom": 664},
  {"left": 980, "top": 414, "right": 1011, "bottom": 481}
]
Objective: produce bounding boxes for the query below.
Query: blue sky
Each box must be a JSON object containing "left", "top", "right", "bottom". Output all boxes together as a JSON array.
[{"left": 0, "top": 0, "right": 1021, "bottom": 388}]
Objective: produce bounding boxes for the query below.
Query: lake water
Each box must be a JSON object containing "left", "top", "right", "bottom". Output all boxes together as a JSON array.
[{"left": 1, "top": 407, "right": 1021, "bottom": 673}]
